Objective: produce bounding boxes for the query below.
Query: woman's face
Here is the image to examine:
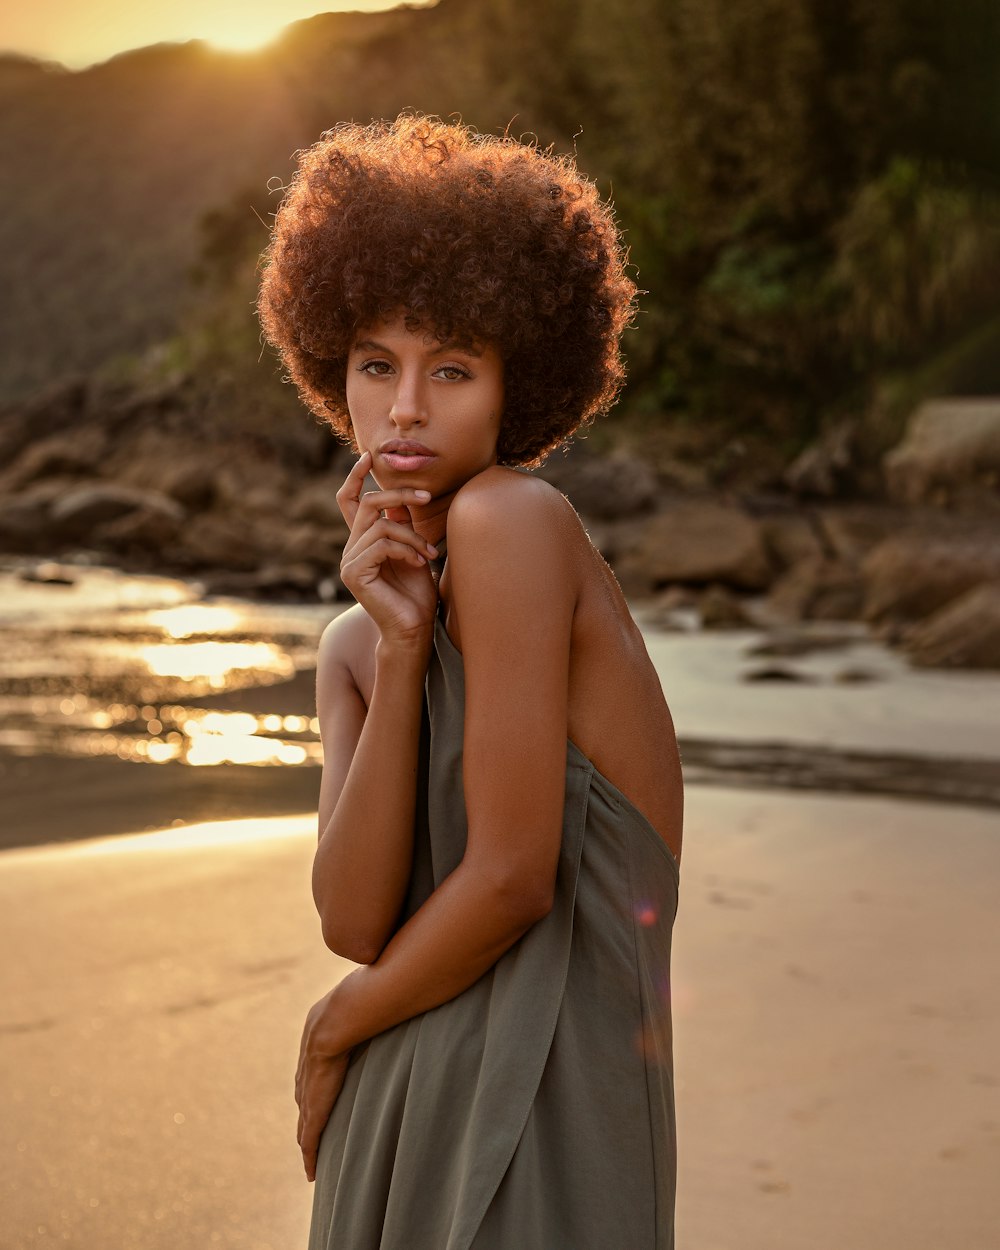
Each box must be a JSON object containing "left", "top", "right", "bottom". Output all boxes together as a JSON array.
[{"left": 345, "top": 315, "right": 505, "bottom": 498}]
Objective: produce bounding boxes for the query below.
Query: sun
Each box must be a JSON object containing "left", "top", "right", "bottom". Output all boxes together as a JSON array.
[{"left": 197, "top": 13, "right": 290, "bottom": 54}]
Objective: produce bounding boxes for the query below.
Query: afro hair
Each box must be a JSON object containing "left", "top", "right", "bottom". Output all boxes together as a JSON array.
[{"left": 257, "top": 113, "right": 637, "bottom": 467}]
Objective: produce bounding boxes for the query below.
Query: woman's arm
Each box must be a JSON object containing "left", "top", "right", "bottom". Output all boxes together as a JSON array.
[
  {"left": 297, "top": 470, "right": 579, "bottom": 1175},
  {"left": 311, "top": 612, "right": 429, "bottom": 963},
  {"left": 310, "top": 452, "right": 440, "bottom": 963}
]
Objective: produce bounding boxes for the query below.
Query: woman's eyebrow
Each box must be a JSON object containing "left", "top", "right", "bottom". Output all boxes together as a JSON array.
[{"left": 351, "top": 338, "right": 484, "bottom": 358}]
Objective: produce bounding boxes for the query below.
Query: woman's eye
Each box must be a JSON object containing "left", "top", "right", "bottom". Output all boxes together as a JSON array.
[
  {"left": 436, "top": 365, "right": 470, "bottom": 381},
  {"left": 358, "top": 359, "right": 392, "bottom": 376}
]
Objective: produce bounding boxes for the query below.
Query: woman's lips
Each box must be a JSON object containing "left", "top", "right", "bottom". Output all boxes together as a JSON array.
[
  {"left": 379, "top": 451, "right": 437, "bottom": 471},
  {"left": 377, "top": 439, "right": 436, "bottom": 472}
]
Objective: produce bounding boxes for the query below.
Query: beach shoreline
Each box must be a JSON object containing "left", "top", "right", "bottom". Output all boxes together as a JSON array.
[{"left": 2, "top": 784, "right": 998, "bottom": 1249}]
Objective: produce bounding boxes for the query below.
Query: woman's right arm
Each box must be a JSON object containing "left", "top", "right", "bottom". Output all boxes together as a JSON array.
[
  {"left": 311, "top": 613, "right": 430, "bottom": 964},
  {"left": 310, "top": 451, "right": 440, "bottom": 963}
]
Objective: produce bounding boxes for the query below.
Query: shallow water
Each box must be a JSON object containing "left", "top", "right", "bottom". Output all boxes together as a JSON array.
[
  {"left": 2, "top": 557, "right": 999, "bottom": 816},
  {"left": 0, "top": 559, "right": 336, "bottom": 769}
]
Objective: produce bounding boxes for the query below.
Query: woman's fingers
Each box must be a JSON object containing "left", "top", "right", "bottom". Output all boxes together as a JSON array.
[
  {"left": 336, "top": 451, "right": 432, "bottom": 532},
  {"left": 346, "top": 516, "right": 437, "bottom": 563},
  {"left": 335, "top": 451, "right": 373, "bottom": 529},
  {"left": 343, "top": 537, "right": 432, "bottom": 582}
]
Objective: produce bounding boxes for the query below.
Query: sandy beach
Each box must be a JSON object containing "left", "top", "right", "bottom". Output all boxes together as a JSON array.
[
  {"left": 2, "top": 566, "right": 999, "bottom": 1247},
  {"left": 2, "top": 784, "right": 999, "bottom": 1249}
]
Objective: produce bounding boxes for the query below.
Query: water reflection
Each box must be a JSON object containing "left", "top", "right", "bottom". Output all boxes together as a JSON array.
[
  {"left": 0, "top": 561, "right": 338, "bottom": 770},
  {"left": 140, "top": 641, "right": 293, "bottom": 686}
]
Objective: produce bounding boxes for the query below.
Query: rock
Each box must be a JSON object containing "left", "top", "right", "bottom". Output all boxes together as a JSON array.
[
  {"left": 0, "top": 376, "right": 88, "bottom": 467},
  {"left": 288, "top": 477, "right": 352, "bottom": 537},
  {"left": 91, "top": 506, "right": 183, "bottom": 558},
  {"left": 0, "top": 494, "right": 53, "bottom": 550},
  {"left": 170, "top": 512, "right": 262, "bottom": 572},
  {"left": 276, "top": 522, "right": 346, "bottom": 569},
  {"left": 697, "top": 583, "right": 756, "bottom": 628},
  {"left": 638, "top": 585, "right": 701, "bottom": 632},
  {"left": 1, "top": 431, "right": 106, "bottom": 491},
  {"left": 814, "top": 503, "right": 908, "bottom": 564},
  {"left": 757, "top": 511, "right": 825, "bottom": 572},
  {"left": 201, "top": 562, "right": 321, "bottom": 600},
  {"left": 535, "top": 443, "right": 661, "bottom": 520},
  {"left": 49, "top": 484, "right": 184, "bottom": 538},
  {"left": 783, "top": 418, "right": 861, "bottom": 498},
  {"left": 613, "top": 498, "right": 774, "bottom": 596},
  {"left": 215, "top": 460, "right": 292, "bottom": 512},
  {"left": 17, "top": 561, "right": 77, "bottom": 586},
  {"left": 746, "top": 628, "right": 863, "bottom": 658},
  {"left": 742, "top": 664, "right": 817, "bottom": 683},
  {"left": 159, "top": 460, "right": 218, "bottom": 511},
  {"left": 900, "top": 582, "right": 1000, "bottom": 669},
  {"left": 861, "top": 528, "right": 1000, "bottom": 624},
  {"left": 883, "top": 399, "right": 1000, "bottom": 508},
  {"left": 766, "top": 555, "right": 866, "bottom": 622}
]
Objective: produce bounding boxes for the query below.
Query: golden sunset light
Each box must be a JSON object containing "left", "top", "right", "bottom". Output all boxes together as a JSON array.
[{"left": 1, "top": 1, "right": 430, "bottom": 70}]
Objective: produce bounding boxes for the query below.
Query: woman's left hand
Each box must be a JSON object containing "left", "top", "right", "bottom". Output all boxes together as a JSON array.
[{"left": 295, "top": 990, "right": 351, "bottom": 1182}]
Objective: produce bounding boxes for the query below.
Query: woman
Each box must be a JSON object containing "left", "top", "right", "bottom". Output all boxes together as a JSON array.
[{"left": 257, "top": 113, "right": 684, "bottom": 1250}]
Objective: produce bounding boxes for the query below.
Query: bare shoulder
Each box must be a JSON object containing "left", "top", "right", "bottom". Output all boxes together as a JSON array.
[
  {"left": 317, "top": 604, "right": 377, "bottom": 699},
  {"left": 448, "top": 465, "right": 583, "bottom": 559},
  {"left": 444, "top": 467, "right": 585, "bottom": 651}
]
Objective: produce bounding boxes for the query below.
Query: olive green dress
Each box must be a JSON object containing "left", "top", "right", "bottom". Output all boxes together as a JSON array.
[{"left": 307, "top": 601, "right": 681, "bottom": 1250}]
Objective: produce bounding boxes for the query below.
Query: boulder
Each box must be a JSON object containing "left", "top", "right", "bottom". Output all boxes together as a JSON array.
[
  {"left": 697, "top": 583, "right": 757, "bottom": 628},
  {"left": 91, "top": 506, "right": 184, "bottom": 558},
  {"left": 639, "top": 584, "right": 701, "bottom": 632},
  {"left": 766, "top": 555, "right": 866, "bottom": 622},
  {"left": 883, "top": 399, "right": 1000, "bottom": 507},
  {"left": 1, "top": 430, "right": 106, "bottom": 491},
  {"left": 169, "top": 512, "right": 261, "bottom": 572},
  {"left": 535, "top": 444, "right": 661, "bottom": 520},
  {"left": 901, "top": 582, "right": 1000, "bottom": 669},
  {"left": 0, "top": 376, "right": 89, "bottom": 467},
  {"left": 756, "top": 510, "right": 825, "bottom": 572},
  {"left": 275, "top": 521, "right": 346, "bottom": 568},
  {"left": 861, "top": 528, "right": 1000, "bottom": 624},
  {"left": 613, "top": 498, "right": 774, "bottom": 596},
  {"left": 159, "top": 460, "right": 218, "bottom": 511},
  {"left": 49, "top": 484, "right": 184, "bottom": 539},
  {"left": 814, "top": 503, "right": 908, "bottom": 564},
  {"left": 0, "top": 493, "right": 56, "bottom": 551},
  {"left": 288, "top": 476, "right": 352, "bottom": 538},
  {"left": 200, "top": 562, "right": 321, "bottom": 601},
  {"left": 783, "top": 418, "right": 861, "bottom": 498}
]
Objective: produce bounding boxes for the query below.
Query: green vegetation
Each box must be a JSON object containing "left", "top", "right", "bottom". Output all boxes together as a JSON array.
[{"left": 2, "top": 0, "right": 999, "bottom": 471}]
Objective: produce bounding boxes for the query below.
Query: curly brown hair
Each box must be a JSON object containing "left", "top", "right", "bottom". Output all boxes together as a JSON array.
[{"left": 256, "top": 113, "right": 637, "bottom": 466}]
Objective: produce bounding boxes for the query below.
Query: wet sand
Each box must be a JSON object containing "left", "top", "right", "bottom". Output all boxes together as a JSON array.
[{"left": 2, "top": 787, "right": 998, "bottom": 1249}]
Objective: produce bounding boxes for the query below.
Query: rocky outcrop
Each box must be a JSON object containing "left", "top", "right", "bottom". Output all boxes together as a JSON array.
[
  {"left": 901, "top": 583, "right": 1000, "bottom": 669},
  {"left": 883, "top": 399, "right": 1000, "bottom": 509},
  {"left": 766, "top": 555, "right": 866, "bottom": 622},
  {"left": 2, "top": 374, "right": 1000, "bottom": 667},
  {"left": 861, "top": 525, "right": 1000, "bottom": 626},
  {"left": 613, "top": 497, "right": 774, "bottom": 596},
  {"left": 536, "top": 441, "right": 660, "bottom": 519},
  {"left": 50, "top": 484, "right": 184, "bottom": 536}
]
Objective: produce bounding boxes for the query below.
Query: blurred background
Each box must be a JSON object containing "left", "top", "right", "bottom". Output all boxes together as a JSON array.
[{"left": 1, "top": 3, "right": 999, "bottom": 1248}]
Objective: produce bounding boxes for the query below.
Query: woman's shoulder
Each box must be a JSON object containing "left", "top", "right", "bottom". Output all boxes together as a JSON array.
[
  {"left": 448, "top": 465, "right": 583, "bottom": 560},
  {"left": 443, "top": 466, "right": 596, "bottom": 648}
]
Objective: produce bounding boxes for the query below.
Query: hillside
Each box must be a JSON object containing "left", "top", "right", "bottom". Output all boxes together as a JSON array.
[{"left": 2, "top": 0, "right": 1000, "bottom": 453}]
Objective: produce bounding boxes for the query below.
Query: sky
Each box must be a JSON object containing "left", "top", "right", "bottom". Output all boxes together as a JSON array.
[{"left": 1, "top": 1, "right": 429, "bottom": 70}]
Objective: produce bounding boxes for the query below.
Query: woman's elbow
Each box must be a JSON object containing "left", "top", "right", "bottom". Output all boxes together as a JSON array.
[
  {"left": 488, "top": 872, "right": 555, "bottom": 932},
  {"left": 319, "top": 917, "right": 384, "bottom": 965}
]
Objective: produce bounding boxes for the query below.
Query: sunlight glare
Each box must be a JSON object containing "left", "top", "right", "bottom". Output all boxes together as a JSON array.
[
  {"left": 145, "top": 605, "right": 243, "bottom": 639},
  {"left": 198, "top": 13, "right": 290, "bottom": 54},
  {"left": 139, "top": 641, "right": 293, "bottom": 682}
]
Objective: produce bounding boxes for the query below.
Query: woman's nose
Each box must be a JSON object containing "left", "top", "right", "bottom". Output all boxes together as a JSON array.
[{"left": 390, "top": 372, "right": 426, "bottom": 428}]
